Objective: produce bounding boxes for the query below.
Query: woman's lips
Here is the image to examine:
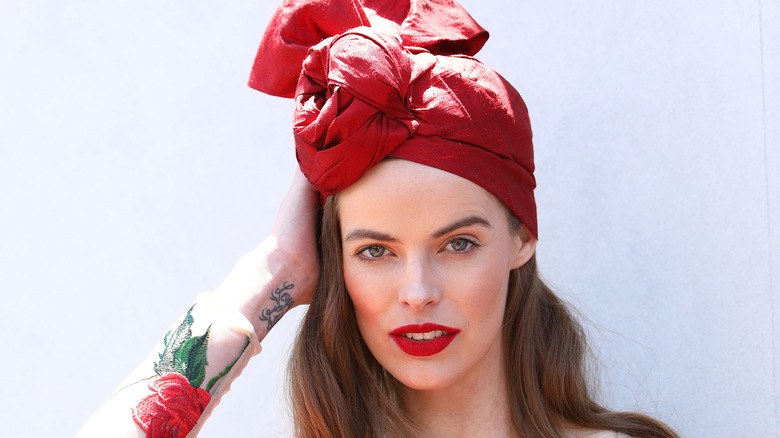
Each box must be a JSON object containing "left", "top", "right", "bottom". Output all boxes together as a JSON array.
[{"left": 390, "top": 323, "right": 460, "bottom": 357}]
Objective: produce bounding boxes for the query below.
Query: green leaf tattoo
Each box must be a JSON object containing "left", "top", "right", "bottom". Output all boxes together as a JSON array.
[
  {"left": 153, "top": 305, "right": 209, "bottom": 388},
  {"left": 155, "top": 305, "right": 197, "bottom": 377},
  {"left": 174, "top": 325, "right": 211, "bottom": 388},
  {"left": 152, "top": 303, "right": 251, "bottom": 393}
]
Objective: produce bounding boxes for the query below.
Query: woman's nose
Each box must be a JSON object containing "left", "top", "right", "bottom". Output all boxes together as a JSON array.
[{"left": 397, "top": 255, "right": 441, "bottom": 310}]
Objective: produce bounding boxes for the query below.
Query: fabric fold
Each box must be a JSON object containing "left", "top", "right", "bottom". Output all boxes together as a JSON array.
[
  {"left": 249, "top": 0, "right": 538, "bottom": 237},
  {"left": 249, "top": 0, "right": 487, "bottom": 98}
]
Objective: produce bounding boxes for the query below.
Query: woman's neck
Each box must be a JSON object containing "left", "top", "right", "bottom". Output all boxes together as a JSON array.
[{"left": 396, "top": 349, "right": 516, "bottom": 438}]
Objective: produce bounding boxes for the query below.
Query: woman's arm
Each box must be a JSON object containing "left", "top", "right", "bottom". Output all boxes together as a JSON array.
[{"left": 77, "top": 169, "right": 320, "bottom": 438}]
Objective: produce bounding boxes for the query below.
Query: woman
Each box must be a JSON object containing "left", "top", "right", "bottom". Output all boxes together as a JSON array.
[{"left": 78, "top": 1, "right": 679, "bottom": 437}]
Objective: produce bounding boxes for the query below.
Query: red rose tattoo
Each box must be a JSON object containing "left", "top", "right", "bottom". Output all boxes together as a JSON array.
[
  {"left": 128, "top": 305, "right": 251, "bottom": 437},
  {"left": 132, "top": 372, "right": 211, "bottom": 437}
]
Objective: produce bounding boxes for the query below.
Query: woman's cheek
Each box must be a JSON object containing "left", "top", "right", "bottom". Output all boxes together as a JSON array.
[
  {"left": 345, "top": 268, "right": 399, "bottom": 352},
  {"left": 344, "top": 260, "right": 395, "bottom": 313},
  {"left": 445, "top": 253, "right": 510, "bottom": 310}
]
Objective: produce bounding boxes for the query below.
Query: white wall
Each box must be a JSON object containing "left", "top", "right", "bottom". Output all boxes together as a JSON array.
[{"left": 1, "top": 1, "right": 777, "bottom": 437}]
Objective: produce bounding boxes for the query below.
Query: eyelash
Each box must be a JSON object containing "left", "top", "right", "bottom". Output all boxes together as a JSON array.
[
  {"left": 445, "top": 237, "right": 478, "bottom": 253},
  {"left": 355, "top": 237, "right": 479, "bottom": 262},
  {"left": 356, "top": 245, "right": 389, "bottom": 261}
]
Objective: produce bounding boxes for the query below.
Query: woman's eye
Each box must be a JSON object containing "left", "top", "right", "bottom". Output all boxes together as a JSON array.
[
  {"left": 359, "top": 245, "right": 386, "bottom": 258},
  {"left": 448, "top": 238, "right": 473, "bottom": 252}
]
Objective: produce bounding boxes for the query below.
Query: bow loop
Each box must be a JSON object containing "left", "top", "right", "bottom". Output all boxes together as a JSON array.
[{"left": 249, "top": 0, "right": 486, "bottom": 98}]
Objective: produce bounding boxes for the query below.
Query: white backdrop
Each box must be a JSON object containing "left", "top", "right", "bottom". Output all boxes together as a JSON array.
[{"left": 1, "top": 1, "right": 778, "bottom": 437}]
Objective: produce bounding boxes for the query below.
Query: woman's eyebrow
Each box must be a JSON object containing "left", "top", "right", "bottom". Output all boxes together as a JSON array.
[
  {"left": 431, "top": 215, "right": 492, "bottom": 238},
  {"left": 343, "top": 229, "right": 399, "bottom": 243},
  {"left": 344, "top": 216, "right": 491, "bottom": 242}
]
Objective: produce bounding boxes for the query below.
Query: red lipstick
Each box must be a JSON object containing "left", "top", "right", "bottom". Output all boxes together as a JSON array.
[{"left": 390, "top": 323, "right": 460, "bottom": 356}]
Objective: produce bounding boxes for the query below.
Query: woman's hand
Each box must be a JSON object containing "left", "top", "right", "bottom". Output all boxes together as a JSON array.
[
  {"left": 215, "top": 167, "right": 321, "bottom": 339},
  {"left": 267, "top": 166, "right": 321, "bottom": 305}
]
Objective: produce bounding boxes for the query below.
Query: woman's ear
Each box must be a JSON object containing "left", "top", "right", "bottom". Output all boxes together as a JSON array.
[{"left": 510, "top": 224, "right": 537, "bottom": 270}]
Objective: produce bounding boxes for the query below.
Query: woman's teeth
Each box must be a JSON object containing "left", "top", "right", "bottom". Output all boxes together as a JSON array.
[{"left": 403, "top": 330, "right": 447, "bottom": 340}]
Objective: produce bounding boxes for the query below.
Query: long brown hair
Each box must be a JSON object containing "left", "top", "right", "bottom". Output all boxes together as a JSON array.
[{"left": 288, "top": 195, "right": 679, "bottom": 438}]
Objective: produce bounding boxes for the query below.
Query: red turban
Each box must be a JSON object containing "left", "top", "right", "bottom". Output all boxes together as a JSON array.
[{"left": 249, "top": 0, "right": 538, "bottom": 237}]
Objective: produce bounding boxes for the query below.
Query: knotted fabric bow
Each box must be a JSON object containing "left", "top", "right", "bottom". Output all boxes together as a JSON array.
[{"left": 249, "top": 0, "right": 538, "bottom": 237}]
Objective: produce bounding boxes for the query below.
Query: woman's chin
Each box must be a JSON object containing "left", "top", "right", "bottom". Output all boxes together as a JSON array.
[{"left": 389, "top": 369, "right": 454, "bottom": 392}]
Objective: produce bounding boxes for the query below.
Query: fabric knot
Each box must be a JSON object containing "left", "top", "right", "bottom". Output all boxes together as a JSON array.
[{"left": 294, "top": 27, "right": 434, "bottom": 196}]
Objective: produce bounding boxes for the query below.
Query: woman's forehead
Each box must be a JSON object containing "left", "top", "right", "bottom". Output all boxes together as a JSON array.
[{"left": 337, "top": 160, "right": 507, "bottom": 234}]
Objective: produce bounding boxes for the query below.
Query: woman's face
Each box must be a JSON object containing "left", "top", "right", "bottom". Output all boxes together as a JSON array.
[{"left": 339, "top": 159, "right": 536, "bottom": 392}]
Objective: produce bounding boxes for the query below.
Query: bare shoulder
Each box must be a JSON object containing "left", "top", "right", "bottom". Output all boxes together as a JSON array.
[{"left": 563, "top": 429, "right": 632, "bottom": 438}]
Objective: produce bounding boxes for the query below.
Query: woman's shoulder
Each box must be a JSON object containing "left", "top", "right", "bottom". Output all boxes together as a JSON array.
[{"left": 562, "top": 428, "right": 633, "bottom": 438}]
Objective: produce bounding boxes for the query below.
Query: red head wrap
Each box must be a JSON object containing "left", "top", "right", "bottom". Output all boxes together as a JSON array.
[{"left": 249, "top": 0, "right": 538, "bottom": 237}]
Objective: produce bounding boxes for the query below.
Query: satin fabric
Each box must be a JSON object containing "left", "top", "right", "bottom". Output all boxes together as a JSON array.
[{"left": 249, "top": 0, "right": 537, "bottom": 237}]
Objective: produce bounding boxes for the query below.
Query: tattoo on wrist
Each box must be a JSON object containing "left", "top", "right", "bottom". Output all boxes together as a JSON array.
[{"left": 259, "top": 282, "right": 295, "bottom": 330}]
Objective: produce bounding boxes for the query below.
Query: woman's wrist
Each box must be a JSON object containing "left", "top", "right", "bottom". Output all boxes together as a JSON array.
[{"left": 214, "top": 237, "right": 317, "bottom": 341}]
